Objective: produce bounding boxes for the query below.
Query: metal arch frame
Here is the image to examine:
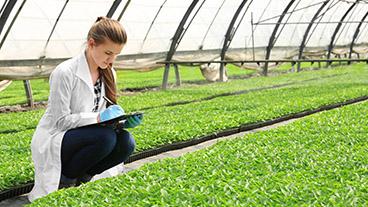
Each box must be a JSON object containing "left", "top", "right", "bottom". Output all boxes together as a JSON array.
[
  {"left": 199, "top": 0, "right": 226, "bottom": 50},
  {"left": 297, "top": 0, "right": 330, "bottom": 72},
  {"left": 288, "top": 2, "right": 313, "bottom": 49},
  {"left": 117, "top": 0, "right": 131, "bottom": 21},
  {"left": 0, "top": 0, "right": 26, "bottom": 50},
  {"left": 272, "top": 0, "right": 303, "bottom": 49},
  {"left": 263, "top": 0, "right": 296, "bottom": 76},
  {"left": 333, "top": 2, "right": 361, "bottom": 56},
  {"left": 0, "top": 0, "right": 18, "bottom": 36},
  {"left": 165, "top": 0, "right": 201, "bottom": 62},
  {"left": 355, "top": 15, "right": 368, "bottom": 41},
  {"left": 41, "top": 0, "right": 69, "bottom": 56},
  {"left": 304, "top": 0, "right": 340, "bottom": 47},
  {"left": 0, "top": 0, "right": 35, "bottom": 107},
  {"left": 177, "top": 0, "right": 207, "bottom": 46},
  {"left": 106, "top": 0, "right": 122, "bottom": 18},
  {"left": 326, "top": 0, "right": 358, "bottom": 64},
  {"left": 219, "top": 0, "right": 250, "bottom": 82},
  {"left": 161, "top": 0, "right": 201, "bottom": 89},
  {"left": 0, "top": 0, "right": 10, "bottom": 15},
  {"left": 348, "top": 10, "right": 368, "bottom": 62},
  {"left": 139, "top": 0, "right": 168, "bottom": 53}
]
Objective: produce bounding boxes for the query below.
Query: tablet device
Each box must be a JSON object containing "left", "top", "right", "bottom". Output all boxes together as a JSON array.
[{"left": 77, "top": 112, "right": 143, "bottom": 129}]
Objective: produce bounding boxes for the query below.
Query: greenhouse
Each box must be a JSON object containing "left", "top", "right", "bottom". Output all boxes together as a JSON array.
[{"left": 0, "top": 0, "right": 367, "bottom": 206}]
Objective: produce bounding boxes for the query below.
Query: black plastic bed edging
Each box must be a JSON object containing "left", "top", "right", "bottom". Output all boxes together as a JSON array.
[
  {"left": 0, "top": 182, "right": 33, "bottom": 202},
  {"left": 1, "top": 95, "right": 368, "bottom": 202}
]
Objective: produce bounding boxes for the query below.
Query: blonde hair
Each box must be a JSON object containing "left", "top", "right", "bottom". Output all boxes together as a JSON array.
[{"left": 88, "top": 16, "right": 127, "bottom": 107}]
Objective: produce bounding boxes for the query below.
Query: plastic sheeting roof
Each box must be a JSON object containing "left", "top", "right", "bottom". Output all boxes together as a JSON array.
[{"left": 0, "top": 0, "right": 367, "bottom": 61}]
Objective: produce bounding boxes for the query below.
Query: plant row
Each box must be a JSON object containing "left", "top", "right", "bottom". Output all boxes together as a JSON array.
[
  {"left": 0, "top": 68, "right": 367, "bottom": 191},
  {"left": 1, "top": 63, "right": 366, "bottom": 135},
  {"left": 119, "top": 64, "right": 365, "bottom": 112},
  {"left": 29, "top": 95, "right": 368, "bottom": 206}
]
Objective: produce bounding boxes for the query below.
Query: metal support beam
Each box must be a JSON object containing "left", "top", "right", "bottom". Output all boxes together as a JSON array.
[
  {"left": 199, "top": 0, "right": 226, "bottom": 50},
  {"left": 42, "top": 0, "right": 68, "bottom": 55},
  {"left": 162, "top": 0, "right": 201, "bottom": 89},
  {"left": 158, "top": 58, "right": 368, "bottom": 65},
  {"left": 326, "top": 0, "right": 358, "bottom": 65},
  {"left": 106, "top": 0, "right": 122, "bottom": 18},
  {"left": 117, "top": 0, "right": 131, "bottom": 21},
  {"left": 255, "top": 21, "right": 368, "bottom": 25},
  {"left": 0, "top": 0, "right": 17, "bottom": 36},
  {"left": 174, "top": 64, "right": 181, "bottom": 86},
  {"left": 264, "top": 0, "right": 295, "bottom": 76},
  {"left": 297, "top": 0, "right": 329, "bottom": 72},
  {"left": 303, "top": 0, "right": 339, "bottom": 47},
  {"left": 0, "top": 0, "right": 26, "bottom": 51},
  {"left": 219, "top": 0, "right": 250, "bottom": 82},
  {"left": 140, "top": 0, "right": 167, "bottom": 52},
  {"left": 0, "top": 0, "right": 9, "bottom": 14},
  {"left": 0, "top": 0, "right": 34, "bottom": 109},
  {"left": 23, "top": 80, "right": 34, "bottom": 107},
  {"left": 162, "top": 63, "right": 170, "bottom": 90},
  {"left": 348, "top": 11, "right": 368, "bottom": 64},
  {"left": 257, "top": 1, "right": 324, "bottom": 24}
]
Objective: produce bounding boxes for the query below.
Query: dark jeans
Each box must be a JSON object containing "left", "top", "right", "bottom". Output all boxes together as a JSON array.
[{"left": 61, "top": 126, "right": 135, "bottom": 179}]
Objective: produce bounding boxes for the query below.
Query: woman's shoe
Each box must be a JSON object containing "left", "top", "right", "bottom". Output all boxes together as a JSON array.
[
  {"left": 76, "top": 173, "right": 93, "bottom": 186},
  {"left": 58, "top": 174, "right": 77, "bottom": 189}
]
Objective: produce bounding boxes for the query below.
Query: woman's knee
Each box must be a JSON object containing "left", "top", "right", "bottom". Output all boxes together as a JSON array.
[{"left": 96, "top": 127, "right": 117, "bottom": 154}]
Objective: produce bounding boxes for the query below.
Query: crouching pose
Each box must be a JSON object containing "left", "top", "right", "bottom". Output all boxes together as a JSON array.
[{"left": 28, "top": 17, "right": 142, "bottom": 202}]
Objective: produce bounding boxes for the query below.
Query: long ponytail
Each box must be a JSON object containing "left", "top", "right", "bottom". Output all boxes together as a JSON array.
[
  {"left": 99, "top": 64, "right": 116, "bottom": 107},
  {"left": 88, "top": 16, "right": 127, "bottom": 107}
]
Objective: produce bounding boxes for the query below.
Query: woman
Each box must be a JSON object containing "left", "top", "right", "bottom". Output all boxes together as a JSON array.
[{"left": 28, "top": 17, "right": 142, "bottom": 202}]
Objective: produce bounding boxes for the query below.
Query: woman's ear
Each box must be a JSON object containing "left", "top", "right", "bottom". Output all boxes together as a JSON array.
[{"left": 87, "top": 38, "right": 95, "bottom": 49}]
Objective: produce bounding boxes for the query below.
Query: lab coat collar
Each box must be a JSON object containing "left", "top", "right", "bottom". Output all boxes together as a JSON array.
[
  {"left": 76, "top": 51, "right": 94, "bottom": 95},
  {"left": 76, "top": 51, "right": 107, "bottom": 110}
]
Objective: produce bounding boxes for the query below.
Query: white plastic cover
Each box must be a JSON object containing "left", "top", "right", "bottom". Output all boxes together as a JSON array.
[{"left": 0, "top": 0, "right": 367, "bottom": 62}]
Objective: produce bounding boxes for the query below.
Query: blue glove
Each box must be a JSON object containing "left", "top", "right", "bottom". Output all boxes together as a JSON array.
[
  {"left": 99, "top": 105, "right": 125, "bottom": 122},
  {"left": 123, "top": 114, "right": 143, "bottom": 128}
]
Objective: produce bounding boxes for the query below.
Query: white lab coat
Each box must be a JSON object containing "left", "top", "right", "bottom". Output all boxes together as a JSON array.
[{"left": 28, "top": 51, "right": 121, "bottom": 202}]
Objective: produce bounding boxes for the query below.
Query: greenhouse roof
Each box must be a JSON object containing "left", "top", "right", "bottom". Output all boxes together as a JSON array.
[{"left": 0, "top": 0, "right": 367, "bottom": 65}]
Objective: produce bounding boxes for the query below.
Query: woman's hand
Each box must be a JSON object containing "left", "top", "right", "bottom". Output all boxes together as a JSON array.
[
  {"left": 123, "top": 114, "right": 143, "bottom": 128},
  {"left": 99, "top": 105, "right": 125, "bottom": 122}
]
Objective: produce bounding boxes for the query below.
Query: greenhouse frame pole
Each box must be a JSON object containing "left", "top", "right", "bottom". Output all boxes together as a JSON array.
[
  {"left": 264, "top": 0, "right": 295, "bottom": 76},
  {"left": 0, "top": 0, "right": 9, "bottom": 14},
  {"left": 0, "top": 0, "right": 35, "bottom": 107},
  {"left": 355, "top": 15, "right": 368, "bottom": 43},
  {"left": 303, "top": 0, "right": 339, "bottom": 49},
  {"left": 297, "top": 0, "right": 329, "bottom": 72},
  {"left": 326, "top": 0, "right": 358, "bottom": 65},
  {"left": 42, "top": 0, "right": 69, "bottom": 54},
  {"left": 0, "top": 0, "right": 17, "bottom": 36},
  {"left": 0, "top": 0, "right": 26, "bottom": 50},
  {"left": 140, "top": 0, "right": 168, "bottom": 52},
  {"left": 199, "top": 0, "right": 226, "bottom": 50},
  {"left": 175, "top": 0, "right": 207, "bottom": 50},
  {"left": 106, "top": 0, "right": 122, "bottom": 18},
  {"left": 23, "top": 80, "right": 34, "bottom": 107},
  {"left": 162, "top": 0, "right": 200, "bottom": 89},
  {"left": 219, "top": 0, "right": 250, "bottom": 82},
  {"left": 348, "top": 11, "right": 368, "bottom": 63},
  {"left": 117, "top": 0, "right": 131, "bottom": 21}
]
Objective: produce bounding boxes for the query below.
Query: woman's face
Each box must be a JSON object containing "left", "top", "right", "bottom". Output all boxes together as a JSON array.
[{"left": 88, "top": 38, "right": 124, "bottom": 69}]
